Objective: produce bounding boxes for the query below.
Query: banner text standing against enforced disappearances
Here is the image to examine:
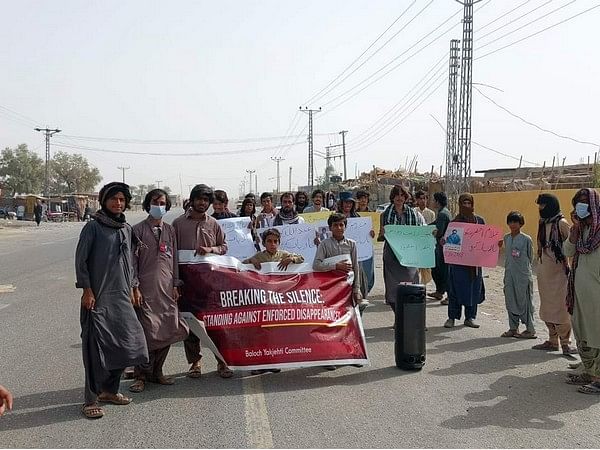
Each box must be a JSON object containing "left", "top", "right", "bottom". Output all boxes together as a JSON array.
[
  {"left": 178, "top": 252, "right": 368, "bottom": 370},
  {"left": 442, "top": 222, "right": 502, "bottom": 268}
]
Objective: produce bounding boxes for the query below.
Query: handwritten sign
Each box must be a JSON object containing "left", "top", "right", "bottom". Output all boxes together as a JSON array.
[
  {"left": 384, "top": 225, "right": 436, "bottom": 268},
  {"left": 359, "top": 212, "right": 381, "bottom": 243},
  {"left": 442, "top": 223, "right": 502, "bottom": 268},
  {"left": 257, "top": 223, "right": 319, "bottom": 263},
  {"left": 218, "top": 217, "right": 257, "bottom": 261},
  {"left": 345, "top": 217, "right": 375, "bottom": 261}
]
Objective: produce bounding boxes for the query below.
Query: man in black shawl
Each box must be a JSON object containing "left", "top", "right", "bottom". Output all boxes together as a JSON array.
[{"left": 75, "top": 182, "right": 148, "bottom": 419}]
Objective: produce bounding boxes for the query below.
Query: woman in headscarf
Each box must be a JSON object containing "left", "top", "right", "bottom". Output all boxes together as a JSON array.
[
  {"left": 444, "top": 193, "right": 485, "bottom": 329},
  {"left": 239, "top": 197, "right": 260, "bottom": 251},
  {"left": 75, "top": 182, "right": 148, "bottom": 419},
  {"left": 378, "top": 185, "right": 425, "bottom": 317},
  {"left": 564, "top": 188, "right": 600, "bottom": 394},
  {"left": 531, "top": 193, "right": 575, "bottom": 354}
]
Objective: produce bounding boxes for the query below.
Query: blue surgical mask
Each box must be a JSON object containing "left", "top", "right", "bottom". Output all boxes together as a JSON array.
[
  {"left": 575, "top": 202, "right": 590, "bottom": 219},
  {"left": 149, "top": 205, "right": 167, "bottom": 219}
]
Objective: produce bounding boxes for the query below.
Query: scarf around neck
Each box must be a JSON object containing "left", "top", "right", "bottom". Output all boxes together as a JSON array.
[
  {"left": 94, "top": 209, "right": 126, "bottom": 228},
  {"left": 383, "top": 204, "right": 418, "bottom": 226},
  {"left": 537, "top": 212, "right": 568, "bottom": 275},
  {"left": 273, "top": 208, "right": 299, "bottom": 226}
]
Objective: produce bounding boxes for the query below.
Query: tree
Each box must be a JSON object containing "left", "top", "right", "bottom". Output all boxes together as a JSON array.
[
  {"left": 0, "top": 144, "right": 44, "bottom": 196},
  {"left": 50, "top": 151, "right": 102, "bottom": 194},
  {"left": 162, "top": 185, "right": 172, "bottom": 195}
]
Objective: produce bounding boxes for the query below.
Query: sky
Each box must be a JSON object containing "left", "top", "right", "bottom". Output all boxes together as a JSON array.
[{"left": 1, "top": 0, "right": 599, "bottom": 199}]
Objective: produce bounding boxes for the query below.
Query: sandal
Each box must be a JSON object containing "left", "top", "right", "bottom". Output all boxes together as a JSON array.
[
  {"left": 129, "top": 379, "right": 145, "bottom": 393},
  {"left": 97, "top": 392, "right": 132, "bottom": 405},
  {"left": 148, "top": 375, "right": 175, "bottom": 385},
  {"left": 516, "top": 330, "right": 537, "bottom": 339},
  {"left": 578, "top": 381, "right": 600, "bottom": 395},
  {"left": 440, "top": 298, "right": 449, "bottom": 305},
  {"left": 566, "top": 373, "right": 592, "bottom": 385},
  {"left": 427, "top": 292, "right": 443, "bottom": 300},
  {"left": 562, "top": 345, "right": 578, "bottom": 355},
  {"left": 187, "top": 363, "right": 202, "bottom": 379},
  {"left": 501, "top": 329, "right": 519, "bottom": 338},
  {"left": 217, "top": 362, "right": 233, "bottom": 379},
  {"left": 82, "top": 403, "right": 104, "bottom": 419},
  {"left": 532, "top": 341, "right": 559, "bottom": 351}
]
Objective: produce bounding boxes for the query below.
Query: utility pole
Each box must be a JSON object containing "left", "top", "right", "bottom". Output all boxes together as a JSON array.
[
  {"left": 455, "top": 0, "right": 481, "bottom": 193},
  {"left": 299, "top": 106, "right": 321, "bottom": 190},
  {"left": 445, "top": 39, "right": 461, "bottom": 213},
  {"left": 117, "top": 166, "right": 130, "bottom": 183},
  {"left": 288, "top": 166, "right": 292, "bottom": 191},
  {"left": 339, "top": 130, "right": 348, "bottom": 181},
  {"left": 155, "top": 180, "right": 163, "bottom": 189},
  {"left": 271, "top": 157, "right": 284, "bottom": 194},
  {"left": 246, "top": 169, "right": 255, "bottom": 194},
  {"left": 34, "top": 127, "right": 61, "bottom": 197}
]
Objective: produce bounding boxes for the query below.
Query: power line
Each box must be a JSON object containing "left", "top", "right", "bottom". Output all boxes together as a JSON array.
[
  {"left": 429, "top": 114, "right": 542, "bottom": 166},
  {"left": 306, "top": 0, "right": 431, "bottom": 106},
  {"left": 477, "top": 0, "right": 534, "bottom": 32},
  {"left": 476, "top": 3, "right": 600, "bottom": 60},
  {"left": 478, "top": 0, "right": 576, "bottom": 51},
  {"left": 477, "top": 0, "right": 554, "bottom": 41},
  {"left": 51, "top": 140, "right": 305, "bottom": 157},
  {"left": 304, "top": 0, "right": 418, "bottom": 105},
  {"left": 474, "top": 86, "right": 600, "bottom": 147}
]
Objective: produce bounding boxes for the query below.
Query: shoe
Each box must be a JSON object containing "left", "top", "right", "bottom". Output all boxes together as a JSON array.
[
  {"left": 464, "top": 319, "right": 480, "bottom": 328},
  {"left": 516, "top": 330, "right": 536, "bottom": 339},
  {"left": 427, "top": 292, "right": 443, "bottom": 300},
  {"left": 444, "top": 319, "right": 455, "bottom": 328},
  {"left": 440, "top": 298, "right": 449, "bottom": 305},
  {"left": 562, "top": 345, "right": 578, "bottom": 355}
]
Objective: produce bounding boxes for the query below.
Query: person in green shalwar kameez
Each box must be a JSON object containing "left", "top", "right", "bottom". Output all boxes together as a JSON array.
[
  {"left": 500, "top": 211, "right": 536, "bottom": 339},
  {"left": 563, "top": 188, "right": 600, "bottom": 394}
]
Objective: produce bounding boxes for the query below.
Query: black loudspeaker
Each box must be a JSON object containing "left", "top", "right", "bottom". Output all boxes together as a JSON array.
[{"left": 395, "top": 283, "right": 426, "bottom": 370}]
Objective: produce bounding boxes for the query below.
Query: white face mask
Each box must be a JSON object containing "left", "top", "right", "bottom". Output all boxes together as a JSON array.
[
  {"left": 575, "top": 202, "right": 590, "bottom": 219},
  {"left": 149, "top": 205, "right": 167, "bottom": 219}
]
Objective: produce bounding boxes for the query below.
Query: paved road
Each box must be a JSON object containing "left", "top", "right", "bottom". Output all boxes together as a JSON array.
[{"left": 1, "top": 211, "right": 599, "bottom": 448}]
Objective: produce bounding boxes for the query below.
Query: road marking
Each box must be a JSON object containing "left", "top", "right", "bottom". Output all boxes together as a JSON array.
[
  {"left": 0, "top": 284, "right": 16, "bottom": 293},
  {"left": 0, "top": 304, "right": 10, "bottom": 310},
  {"left": 243, "top": 375, "right": 274, "bottom": 448}
]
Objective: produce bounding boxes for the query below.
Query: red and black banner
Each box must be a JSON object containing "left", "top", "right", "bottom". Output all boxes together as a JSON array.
[{"left": 179, "top": 253, "right": 368, "bottom": 369}]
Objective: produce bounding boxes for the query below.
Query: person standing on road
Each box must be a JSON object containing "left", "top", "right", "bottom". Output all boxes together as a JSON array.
[
  {"left": 212, "top": 190, "right": 238, "bottom": 220},
  {"left": 428, "top": 192, "right": 452, "bottom": 304},
  {"left": 413, "top": 190, "right": 436, "bottom": 288},
  {"left": 499, "top": 211, "right": 536, "bottom": 339},
  {"left": 532, "top": 193, "right": 576, "bottom": 354},
  {"left": 172, "top": 184, "right": 232, "bottom": 379},
  {"left": 355, "top": 190, "right": 372, "bottom": 213},
  {"left": 444, "top": 193, "right": 486, "bottom": 329},
  {"left": 34, "top": 199, "right": 43, "bottom": 226},
  {"left": 563, "top": 188, "right": 600, "bottom": 394},
  {"left": 378, "top": 185, "right": 425, "bottom": 319},
  {"left": 75, "top": 182, "right": 148, "bottom": 419},
  {"left": 302, "top": 189, "right": 329, "bottom": 213},
  {"left": 295, "top": 191, "right": 309, "bottom": 214},
  {"left": 129, "top": 189, "right": 189, "bottom": 394},
  {"left": 273, "top": 192, "right": 304, "bottom": 226},
  {"left": 255, "top": 192, "right": 278, "bottom": 229}
]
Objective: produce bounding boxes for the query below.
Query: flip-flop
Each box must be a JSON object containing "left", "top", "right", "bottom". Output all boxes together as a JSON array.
[
  {"left": 578, "top": 381, "right": 600, "bottom": 395},
  {"left": 82, "top": 403, "right": 104, "bottom": 419},
  {"left": 129, "top": 380, "right": 145, "bottom": 393},
  {"left": 566, "top": 373, "right": 592, "bottom": 385},
  {"left": 501, "top": 330, "right": 519, "bottom": 338},
  {"left": 217, "top": 363, "right": 233, "bottom": 379},
  {"left": 532, "top": 341, "right": 559, "bottom": 351},
  {"left": 516, "top": 330, "right": 537, "bottom": 339},
  {"left": 97, "top": 393, "right": 132, "bottom": 405}
]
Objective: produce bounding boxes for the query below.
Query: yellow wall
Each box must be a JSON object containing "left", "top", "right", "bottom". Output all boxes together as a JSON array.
[{"left": 472, "top": 189, "right": 578, "bottom": 240}]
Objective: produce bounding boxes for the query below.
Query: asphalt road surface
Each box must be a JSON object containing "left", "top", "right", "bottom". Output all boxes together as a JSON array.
[{"left": 1, "top": 211, "right": 599, "bottom": 448}]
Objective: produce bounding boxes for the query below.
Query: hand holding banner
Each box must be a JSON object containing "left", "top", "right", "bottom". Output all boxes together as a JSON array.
[
  {"left": 383, "top": 225, "right": 436, "bottom": 268},
  {"left": 218, "top": 217, "right": 257, "bottom": 261},
  {"left": 442, "top": 223, "right": 502, "bottom": 268}
]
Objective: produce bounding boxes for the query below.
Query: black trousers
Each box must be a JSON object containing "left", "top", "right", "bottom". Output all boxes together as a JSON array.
[{"left": 431, "top": 244, "right": 448, "bottom": 295}]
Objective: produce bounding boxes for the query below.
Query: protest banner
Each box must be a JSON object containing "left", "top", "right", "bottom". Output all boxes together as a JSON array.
[
  {"left": 442, "top": 223, "right": 502, "bottom": 268},
  {"left": 383, "top": 225, "right": 436, "bottom": 268},
  {"left": 300, "top": 211, "right": 331, "bottom": 224},
  {"left": 218, "top": 217, "right": 256, "bottom": 261},
  {"left": 359, "top": 212, "right": 381, "bottom": 243},
  {"left": 345, "top": 217, "right": 375, "bottom": 261},
  {"left": 178, "top": 252, "right": 368, "bottom": 369}
]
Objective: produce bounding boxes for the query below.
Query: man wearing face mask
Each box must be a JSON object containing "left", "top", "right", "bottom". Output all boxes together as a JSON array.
[
  {"left": 129, "top": 189, "right": 189, "bottom": 393},
  {"left": 172, "top": 184, "right": 232, "bottom": 379},
  {"left": 564, "top": 188, "right": 600, "bottom": 394}
]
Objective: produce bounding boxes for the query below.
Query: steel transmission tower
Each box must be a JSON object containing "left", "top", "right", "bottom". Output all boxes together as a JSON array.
[
  {"left": 34, "top": 127, "right": 61, "bottom": 197},
  {"left": 271, "top": 157, "right": 284, "bottom": 194},
  {"left": 455, "top": 0, "right": 481, "bottom": 194},
  {"left": 299, "top": 106, "right": 321, "bottom": 190},
  {"left": 445, "top": 39, "right": 461, "bottom": 212}
]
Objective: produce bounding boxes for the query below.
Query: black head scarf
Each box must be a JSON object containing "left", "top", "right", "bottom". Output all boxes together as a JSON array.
[
  {"left": 96, "top": 182, "right": 131, "bottom": 226},
  {"left": 535, "top": 192, "right": 567, "bottom": 272},
  {"left": 536, "top": 193, "right": 560, "bottom": 219}
]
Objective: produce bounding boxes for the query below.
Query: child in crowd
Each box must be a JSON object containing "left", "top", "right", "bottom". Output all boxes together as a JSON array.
[
  {"left": 313, "top": 213, "right": 367, "bottom": 309},
  {"left": 500, "top": 211, "right": 536, "bottom": 339},
  {"left": 242, "top": 228, "right": 304, "bottom": 375}
]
